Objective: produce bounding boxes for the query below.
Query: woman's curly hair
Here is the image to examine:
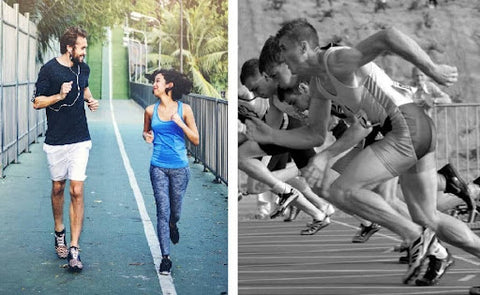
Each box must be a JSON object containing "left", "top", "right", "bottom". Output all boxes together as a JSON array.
[{"left": 149, "top": 69, "right": 193, "bottom": 101}]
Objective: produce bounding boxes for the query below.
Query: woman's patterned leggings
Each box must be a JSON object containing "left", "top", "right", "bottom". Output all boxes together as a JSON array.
[{"left": 150, "top": 165, "right": 190, "bottom": 257}]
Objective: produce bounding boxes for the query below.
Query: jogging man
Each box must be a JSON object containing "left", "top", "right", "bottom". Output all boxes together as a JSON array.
[{"left": 33, "top": 26, "right": 99, "bottom": 272}]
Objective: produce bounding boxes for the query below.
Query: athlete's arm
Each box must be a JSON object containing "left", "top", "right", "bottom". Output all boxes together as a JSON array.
[
  {"left": 172, "top": 104, "right": 199, "bottom": 146},
  {"left": 143, "top": 105, "right": 154, "bottom": 143},
  {"left": 321, "top": 117, "right": 372, "bottom": 159},
  {"left": 328, "top": 27, "right": 457, "bottom": 86}
]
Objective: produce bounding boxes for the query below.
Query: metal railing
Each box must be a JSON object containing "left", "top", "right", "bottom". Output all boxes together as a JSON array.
[
  {"left": 433, "top": 103, "right": 480, "bottom": 182},
  {"left": 0, "top": 2, "right": 49, "bottom": 178},
  {"left": 130, "top": 82, "right": 228, "bottom": 185}
]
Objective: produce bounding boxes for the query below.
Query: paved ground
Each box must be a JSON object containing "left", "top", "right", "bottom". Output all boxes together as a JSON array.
[
  {"left": 0, "top": 99, "right": 228, "bottom": 295},
  {"left": 238, "top": 194, "right": 480, "bottom": 295}
]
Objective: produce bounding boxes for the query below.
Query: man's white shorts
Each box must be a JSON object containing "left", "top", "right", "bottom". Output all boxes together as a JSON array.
[{"left": 43, "top": 140, "right": 92, "bottom": 181}]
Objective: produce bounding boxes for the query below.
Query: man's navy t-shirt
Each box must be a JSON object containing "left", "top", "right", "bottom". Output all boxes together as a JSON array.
[{"left": 35, "top": 58, "right": 91, "bottom": 145}]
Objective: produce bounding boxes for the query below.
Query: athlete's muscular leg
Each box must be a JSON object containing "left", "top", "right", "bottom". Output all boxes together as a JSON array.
[
  {"left": 326, "top": 147, "right": 423, "bottom": 243},
  {"left": 238, "top": 140, "right": 282, "bottom": 189},
  {"left": 401, "top": 152, "right": 480, "bottom": 258}
]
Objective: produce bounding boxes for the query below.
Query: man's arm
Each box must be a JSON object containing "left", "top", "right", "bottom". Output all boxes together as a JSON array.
[
  {"left": 329, "top": 27, "right": 457, "bottom": 87},
  {"left": 83, "top": 87, "right": 99, "bottom": 111},
  {"left": 33, "top": 81, "right": 72, "bottom": 109},
  {"left": 246, "top": 93, "right": 330, "bottom": 149},
  {"left": 320, "top": 117, "right": 372, "bottom": 159}
]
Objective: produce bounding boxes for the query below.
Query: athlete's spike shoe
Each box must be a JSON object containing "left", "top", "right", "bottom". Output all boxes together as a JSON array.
[
  {"left": 402, "top": 228, "right": 436, "bottom": 284},
  {"left": 270, "top": 188, "right": 301, "bottom": 219},
  {"left": 415, "top": 249, "right": 454, "bottom": 286},
  {"left": 300, "top": 217, "right": 330, "bottom": 235},
  {"left": 283, "top": 205, "right": 300, "bottom": 222},
  {"left": 470, "top": 286, "right": 480, "bottom": 295},
  {"left": 438, "top": 163, "right": 474, "bottom": 210},
  {"left": 352, "top": 223, "right": 381, "bottom": 243}
]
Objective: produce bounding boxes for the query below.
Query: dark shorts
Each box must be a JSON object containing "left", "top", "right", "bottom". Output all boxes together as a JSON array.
[{"left": 258, "top": 144, "right": 315, "bottom": 169}]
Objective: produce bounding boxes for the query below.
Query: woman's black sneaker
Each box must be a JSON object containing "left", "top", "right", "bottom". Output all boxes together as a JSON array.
[
  {"left": 170, "top": 224, "right": 179, "bottom": 244},
  {"left": 160, "top": 257, "right": 172, "bottom": 275}
]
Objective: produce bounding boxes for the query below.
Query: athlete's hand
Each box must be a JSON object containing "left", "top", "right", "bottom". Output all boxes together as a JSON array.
[
  {"left": 245, "top": 117, "right": 274, "bottom": 144},
  {"left": 85, "top": 97, "right": 99, "bottom": 111},
  {"left": 59, "top": 81, "right": 73, "bottom": 100},
  {"left": 143, "top": 130, "right": 154, "bottom": 143},
  {"left": 303, "top": 151, "right": 332, "bottom": 195},
  {"left": 429, "top": 64, "right": 458, "bottom": 87}
]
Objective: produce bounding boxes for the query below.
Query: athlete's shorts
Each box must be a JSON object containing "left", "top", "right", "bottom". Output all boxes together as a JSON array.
[
  {"left": 43, "top": 140, "right": 92, "bottom": 181},
  {"left": 258, "top": 144, "right": 315, "bottom": 169},
  {"left": 370, "top": 103, "right": 435, "bottom": 176}
]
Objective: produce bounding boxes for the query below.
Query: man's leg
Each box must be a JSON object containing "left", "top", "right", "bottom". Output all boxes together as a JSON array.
[
  {"left": 52, "top": 180, "right": 67, "bottom": 232},
  {"left": 401, "top": 153, "right": 480, "bottom": 259},
  {"left": 325, "top": 147, "right": 423, "bottom": 243},
  {"left": 52, "top": 180, "right": 68, "bottom": 259},
  {"left": 239, "top": 140, "right": 300, "bottom": 210},
  {"left": 69, "top": 180, "right": 85, "bottom": 248}
]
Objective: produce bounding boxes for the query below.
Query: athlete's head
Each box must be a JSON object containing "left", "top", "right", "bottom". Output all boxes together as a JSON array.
[
  {"left": 149, "top": 69, "right": 193, "bottom": 101},
  {"left": 275, "top": 18, "right": 319, "bottom": 75},
  {"left": 60, "top": 27, "right": 88, "bottom": 64},
  {"left": 259, "top": 36, "right": 295, "bottom": 88},
  {"left": 277, "top": 82, "right": 310, "bottom": 112},
  {"left": 240, "top": 58, "right": 277, "bottom": 98}
]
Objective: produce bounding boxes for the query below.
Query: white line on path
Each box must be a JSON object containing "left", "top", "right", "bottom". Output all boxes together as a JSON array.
[{"left": 106, "top": 28, "right": 176, "bottom": 295}]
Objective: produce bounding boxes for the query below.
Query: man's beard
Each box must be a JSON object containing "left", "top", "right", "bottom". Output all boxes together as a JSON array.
[{"left": 70, "top": 50, "right": 83, "bottom": 65}]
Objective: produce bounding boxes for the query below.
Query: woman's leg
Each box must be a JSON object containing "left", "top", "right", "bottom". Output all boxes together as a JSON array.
[{"left": 150, "top": 165, "right": 172, "bottom": 257}]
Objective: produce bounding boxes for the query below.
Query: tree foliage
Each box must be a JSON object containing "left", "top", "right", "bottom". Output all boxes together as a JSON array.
[
  {"left": 130, "top": 0, "right": 228, "bottom": 99},
  {"left": 6, "top": 0, "right": 131, "bottom": 61}
]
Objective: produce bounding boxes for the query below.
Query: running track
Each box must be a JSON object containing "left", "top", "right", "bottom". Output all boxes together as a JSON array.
[
  {"left": 238, "top": 195, "right": 479, "bottom": 295},
  {"left": 0, "top": 99, "right": 227, "bottom": 295}
]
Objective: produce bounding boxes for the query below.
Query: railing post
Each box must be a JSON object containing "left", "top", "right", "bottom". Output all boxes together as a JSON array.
[
  {"left": 0, "top": 0, "right": 4, "bottom": 177},
  {"left": 25, "top": 12, "right": 30, "bottom": 152},
  {"left": 213, "top": 98, "right": 221, "bottom": 183},
  {"left": 14, "top": 3, "right": 19, "bottom": 163}
]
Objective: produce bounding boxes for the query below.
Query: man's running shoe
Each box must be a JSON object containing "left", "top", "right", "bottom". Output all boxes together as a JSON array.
[
  {"left": 270, "top": 188, "right": 301, "bottom": 219},
  {"left": 438, "top": 163, "right": 474, "bottom": 210},
  {"left": 170, "top": 223, "right": 180, "bottom": 244},
  {"left": 352, "top": 223, "right": 381, "bottom": 243},
  {"left": 300, "top": 217, "right": 330, "bottom": 235},
  {"left": 67, "top": 246, "right": 83, "bottom": 272},
  {"left": 415, "top": 249, "right": 454, "bottom": 286},
  {"left": 402, "top": 228, "right": 436, "bottom": 284},
  {"left": 54, "top": 229, "right": 68, "bottom": 259},
  {"left": 159, "top": 257, "right": 172, "bottom": 275},
  {"left": 284, "top": 205, "right": 300, "bottom": 222}
]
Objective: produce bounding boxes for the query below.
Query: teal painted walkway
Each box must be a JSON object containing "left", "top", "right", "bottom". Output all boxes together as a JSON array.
[{"left": 0, "top": 99, "right": 228, "bottom": 295}]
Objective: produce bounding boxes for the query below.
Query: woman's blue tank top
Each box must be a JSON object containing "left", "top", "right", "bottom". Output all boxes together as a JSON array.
[{"left": 150, "top": 101, "right": 188, "bottom": 168}]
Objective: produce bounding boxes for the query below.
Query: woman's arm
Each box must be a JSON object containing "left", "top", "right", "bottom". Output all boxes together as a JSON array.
[
  {"left": 143, "top": 105, "right": 154, "bottom": 143},
  {"left": 172, "top": 104, "right": 199, "bottom": 146}
]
